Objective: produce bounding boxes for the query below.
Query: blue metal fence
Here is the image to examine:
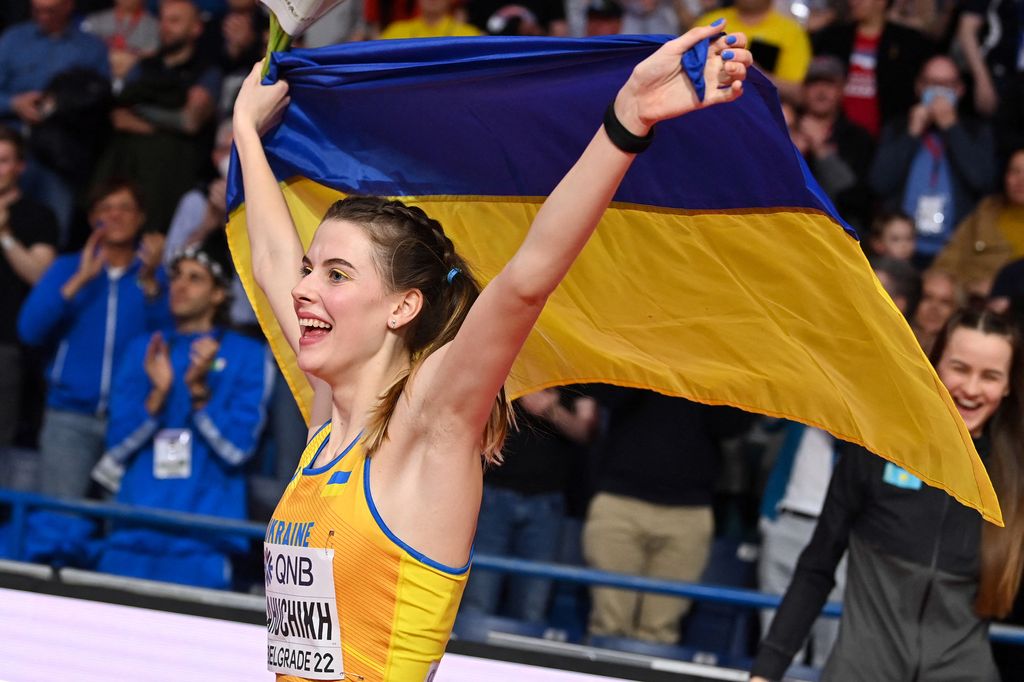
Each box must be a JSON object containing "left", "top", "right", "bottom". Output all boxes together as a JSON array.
[{"left": 1, "top": 488, "right": 1021, "bottom": 646}]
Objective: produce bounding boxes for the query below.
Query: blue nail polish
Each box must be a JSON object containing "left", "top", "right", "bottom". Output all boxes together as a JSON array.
[
  {"left": 711, "top": 17, "right": 725, "bottom": 27},
  {"left": 726, "top": 35, "right": 737, "bottom": 45},
  {"left": 723, "top": 50, "right": 734, "bottom": 60}
]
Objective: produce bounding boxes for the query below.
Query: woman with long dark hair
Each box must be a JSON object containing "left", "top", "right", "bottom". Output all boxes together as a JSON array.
[{"left": 752, "top": 308, "right": 1024, "bottom": 681}]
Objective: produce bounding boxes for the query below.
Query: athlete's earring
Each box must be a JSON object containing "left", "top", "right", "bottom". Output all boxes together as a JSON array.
[{"left": 389, "top": 319, "right": 396, "bottom": 328}]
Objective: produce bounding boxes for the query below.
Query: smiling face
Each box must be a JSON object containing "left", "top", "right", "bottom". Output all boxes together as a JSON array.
[
  {"left": 291, "top": 219, "right": 397, "bottom": 380},
  {"left": 170, "top": 258, "right": 224, "bottom": 328},
  {"left": 937, "top": 327, "right": 1013, "bottom": 437}
]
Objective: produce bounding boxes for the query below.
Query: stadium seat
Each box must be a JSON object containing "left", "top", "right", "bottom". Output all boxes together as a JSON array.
[
  {"left": 452, "top": 612, "right": 569, "bottom": 643},
  {"left": 680, "top": 537, "right": 758, "bottom": 661}
]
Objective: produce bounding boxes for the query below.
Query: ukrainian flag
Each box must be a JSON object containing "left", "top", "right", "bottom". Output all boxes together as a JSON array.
[{"left": 226, "top": 36, "right": 1000, "bottom": 524}]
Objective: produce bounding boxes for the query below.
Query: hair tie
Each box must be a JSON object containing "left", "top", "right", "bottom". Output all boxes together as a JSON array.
[{"left": 446, "top": 267, "right": 460, "bottom": 283}]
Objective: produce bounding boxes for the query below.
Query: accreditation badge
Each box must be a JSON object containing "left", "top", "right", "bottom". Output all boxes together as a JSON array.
[
  {"left": 265, "top": 542, "right": 344, "bottom": 679},
  {"left": 153, "top": 429, "right": 192, "bottom": 479},
  {"left": 913, "top": 194, "right": 947, "bottom": 236}
]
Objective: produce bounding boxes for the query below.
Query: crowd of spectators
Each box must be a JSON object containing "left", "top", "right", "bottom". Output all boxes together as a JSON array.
[{"left": 0, "top": 0, "right": 1022, "bottom": 673}]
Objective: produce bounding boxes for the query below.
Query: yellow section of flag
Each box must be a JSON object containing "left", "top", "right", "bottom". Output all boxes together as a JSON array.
[{"left": 227, "top": 176, "right": 1001, "bottom": 525}]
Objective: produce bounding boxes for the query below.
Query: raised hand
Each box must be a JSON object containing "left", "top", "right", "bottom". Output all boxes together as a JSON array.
[
  {"left": 145, "top": 331, "right": 174, "bottom": 394},
  {"left": 61, "top": 227, "right": 108, "bottom": 300},
  {"left": 233, "top": 62, "right": 291, "bottom": 137},
  {"left": 614, "top": 22, "right": 752, "bottom": 136}
]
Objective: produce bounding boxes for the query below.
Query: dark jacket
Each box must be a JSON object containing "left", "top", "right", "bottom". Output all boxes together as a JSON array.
[
  {"left": 869, "top": 114, "right": 996, "bottom": 242},
  {"left": 588, "top": 387, "right": 753, "bottom": 507},
  {"left": 804, "top": 114, "right": 876, "bottom": 231},
  {"left": 752, "top": 443, "right": 998, "bottom": 681},
  {"left": 812, "top": 21, "right": 935, "bottom": 123}
]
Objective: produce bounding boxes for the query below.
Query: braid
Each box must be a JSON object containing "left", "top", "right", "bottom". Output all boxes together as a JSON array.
[{"left": 320, "top": 196, "right": 511, "bottom": 463}]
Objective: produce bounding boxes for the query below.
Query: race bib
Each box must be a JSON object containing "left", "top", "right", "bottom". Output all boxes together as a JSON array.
[
  {"left": 265, "top": 543, "right": 344, "bottom": 680},
  {"left": 154, "top": 429, "right": 192, "bottom": 479},
  {"left": 914, "top": 194, "right": 947, "bottom": 236}
]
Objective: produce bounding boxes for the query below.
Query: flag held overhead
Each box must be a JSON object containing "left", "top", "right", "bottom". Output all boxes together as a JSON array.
[{"left": 226, "top": 36, "right": 1001, "bottom": 525}]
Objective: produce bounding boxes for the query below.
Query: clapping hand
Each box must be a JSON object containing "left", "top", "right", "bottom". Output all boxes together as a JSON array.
[
  {"left": 145, "top": 331, "right": 174, "bottom": 394},
  {"left": 138, "top": 232, "right": 165, "bottom": 298},
  {"left": 184, "top": 336, "right": 220, "bottom": 406}
]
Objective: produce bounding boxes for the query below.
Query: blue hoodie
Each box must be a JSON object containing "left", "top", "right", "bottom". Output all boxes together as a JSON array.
[{"left": 17, "top": 254, "right": 172, "bottom": 415}]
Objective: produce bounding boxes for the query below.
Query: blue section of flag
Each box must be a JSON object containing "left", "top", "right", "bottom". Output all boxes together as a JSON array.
[{"left": 227, "top": 35, "right": 854, "bottom": 238}]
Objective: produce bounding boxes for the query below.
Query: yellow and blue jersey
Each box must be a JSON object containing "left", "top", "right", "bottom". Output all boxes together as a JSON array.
[{"left": 267, "top": 422, "right": 469, "bottom": 682}]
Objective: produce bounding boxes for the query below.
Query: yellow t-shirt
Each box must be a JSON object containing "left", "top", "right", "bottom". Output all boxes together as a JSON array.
[
  {"left": 380, "top": 16, "right": 483, "bottom": 39},
  {"left": 697, "top": 8, "right": 810, "bottom": 85}
]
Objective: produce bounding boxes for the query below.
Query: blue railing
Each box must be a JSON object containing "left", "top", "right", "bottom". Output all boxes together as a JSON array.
[{"left": 1, "top": 488, "right": 1022, "bottom": 646}]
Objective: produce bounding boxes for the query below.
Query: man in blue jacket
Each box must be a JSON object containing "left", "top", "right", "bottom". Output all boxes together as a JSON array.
[
  {"left": 90, "top": 234, "right": 274, "bottom": 589},
  {"left": 18, "top": 179, "right": 170, "bottom": 504}
]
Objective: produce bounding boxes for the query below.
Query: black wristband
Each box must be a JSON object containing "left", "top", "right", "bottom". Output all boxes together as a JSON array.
[{"left": 603, "top": 102, "right": 654, "bottom": 154}]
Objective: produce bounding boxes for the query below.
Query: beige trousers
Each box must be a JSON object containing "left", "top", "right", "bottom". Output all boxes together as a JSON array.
[{"left": 582, "top": 492, "right": 713, "bottom": 643}]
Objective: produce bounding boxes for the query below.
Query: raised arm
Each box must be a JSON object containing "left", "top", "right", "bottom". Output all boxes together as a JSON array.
[
  {"left": 231, "top": 64, "right": 303, "bottom": 355},
  {"left": 415, "top": 24, "right": 751, "bottom": 441},
  {"left": 232, "top": 65, "right": 334, "bottom": 432}
]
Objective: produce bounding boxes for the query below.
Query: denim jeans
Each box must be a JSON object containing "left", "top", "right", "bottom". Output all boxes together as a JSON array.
[{"left": 461, "top": 485, "right": 566, "bottom": 623}]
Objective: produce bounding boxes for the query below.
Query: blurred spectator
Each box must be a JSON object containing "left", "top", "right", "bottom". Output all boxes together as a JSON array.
[
  {"left": 91, "top": 234, "right": 273, "bottom": 589},
  {"left": 380, "top": 0, "right": 483, "bottom": 38},
  {"left": 82, "top": 0, "right": 160, "bottom": 91},
  {"left": 697, "top": 0, "right": 811, "bottom": 103},
  {"left": 869, "top": 56, "right": 995, "bottom": 263},
  {"left": 582, "top": 388, "right": 752, "bottom": 643},
  {"left": 163, "top": 119, "right": 257, "bottom": 326},
  {"left": 789, "top": 56, "right": 874, "bottom": 231},
  {"left": 94, "top": 0, "right": 221, "bottom": 235},
  {"left": 955, "top": 0, "right": 1022, "bottom": 118},
  {"left": 468, "top": 0, "right": 567, "bottom": 36},
  {"left": 17, "top": 179, "right": 170, "bottom": 502},
  {"left": 164, "top": 120, "right": 230, "bottom": 264},
  {"left": 201, "top": 0, "right": 267, "bottom": 117},
  {"left": 931, "top": 148, "right": 1024, "bottom": 298},
  {"left": 0, "top": 0, "right": 109, "bottom": 241},
  {"left": 886, "top": 0, "right": 942, "bottom": 36},
  {"left": 303, "top": 0, "right": 367, "bottom": 46},
  {"left": 867, "top": 210, "right": 915, "bottom": 262},
  {"left": 752, "top": 309, "right": 1022, "bottom": 682},
  {"left": 988, "top": 257, "right": 1024, "bottom": 318},
  {"left": 758, "top": 423, "right": 844, "bottom": 669},
  {"left": 461, "top": 388, "right": 597, "bottom": 623},
  {"left": 582, "top": 0, "right": 624, "bottom": 36},
  {"left": 619, "top": 0, "right": 681, "bottom": 35},
  {"left": 812, "top": 0, "right": 934, "bottom": 138},
  {"left": 0, "top": 126, "right": 57, "bottom": 448},
  {"left": 870, "top": 255, "right": 921, "bottom": 317},
  {"left": 365, "top": 0, "right": 417, "bottom": 38},
  {"left": 912, "top": 268, "right": 962, "bottom": 353}
]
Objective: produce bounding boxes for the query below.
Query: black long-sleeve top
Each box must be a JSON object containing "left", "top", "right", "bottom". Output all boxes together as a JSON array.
[{"left": 752, "top": 441, "right": 995, "bottom": 681}]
